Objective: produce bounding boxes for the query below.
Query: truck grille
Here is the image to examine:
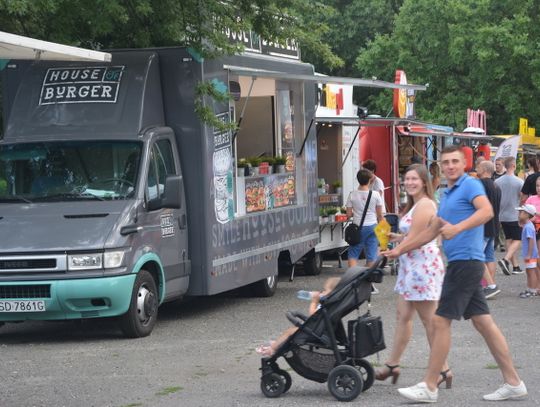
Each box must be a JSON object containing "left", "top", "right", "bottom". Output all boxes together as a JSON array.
[
  {"left": 0, "top": 284, "right": 51, "bottom": 299},
  {"left": 0, "top": 259, "right": 56, "bottom": 270}
]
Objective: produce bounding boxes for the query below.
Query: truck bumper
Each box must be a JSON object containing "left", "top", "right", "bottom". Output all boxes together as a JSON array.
[{"left": 0, "top": 274, "right": 136, "bottom": 321}]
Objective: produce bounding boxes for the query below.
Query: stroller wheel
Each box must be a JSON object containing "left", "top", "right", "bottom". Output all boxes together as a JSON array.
[
  {"left": 275, "top": 369, "right": 292, "bottom": 393},
  {"left": 327, "top": 365, "right": 363, "bottom": 402},
  {"left": 353, "top": 359, "right": 375, "bottom": 392},
  {"left": 261, "top": 373, "right": 285, "bottom": 398}
]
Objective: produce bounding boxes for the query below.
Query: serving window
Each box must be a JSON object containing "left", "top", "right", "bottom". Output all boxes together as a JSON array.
[{"left": 232, "top": 76, "right": 305, "bottom": 216}]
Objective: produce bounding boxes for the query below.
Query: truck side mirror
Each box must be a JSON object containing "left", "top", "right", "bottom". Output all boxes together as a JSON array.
[{"left": 147, "top": 175, "right": 182, "bottom": 211}]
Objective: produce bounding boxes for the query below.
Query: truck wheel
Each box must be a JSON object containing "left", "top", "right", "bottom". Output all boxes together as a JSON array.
[
  {"left": 249, "top": 274, "right": 278, "bottom": 297},
  {"left": 303, "top": 250, "right": 322, "bottom": 276},
  {"left": 119, "top": 270, "right": 158, "bottom": 338}
]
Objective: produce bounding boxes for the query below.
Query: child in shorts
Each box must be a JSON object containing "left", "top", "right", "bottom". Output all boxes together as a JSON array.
[
  {"left": 516, "top": 204, "right": 539, "bottom": 298},
  {"left": 256, "top": 277, "right": 340, "bottom": 356}
]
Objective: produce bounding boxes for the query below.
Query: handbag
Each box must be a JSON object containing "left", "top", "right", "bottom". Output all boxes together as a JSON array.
[
  {"left": 348, "top": 312, "right": 386, "bottom": 358},
  {"left": 344, "top": 190, "right": 372, "bottom": 246}
]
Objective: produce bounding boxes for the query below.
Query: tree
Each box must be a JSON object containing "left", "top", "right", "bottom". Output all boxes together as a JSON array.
[
  {"left": 0, "top": 0, "right": 342, "bottom": 132},
  {"left": 356, "top": 0, "right": 540, "bottom": 134},
  {"left": 0, "top": 0, "right": 341, "bottom": 67}
]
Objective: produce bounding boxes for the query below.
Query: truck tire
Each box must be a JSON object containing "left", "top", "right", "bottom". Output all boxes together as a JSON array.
[
  {"left": 119, "top": 270, "right": 158, "bottom": 338},
  {"left": 303, "top": 250, "right": 322, "bottom": 276},
  {"left": 249, "top": 274, "right": 278, "bottom": 297}
]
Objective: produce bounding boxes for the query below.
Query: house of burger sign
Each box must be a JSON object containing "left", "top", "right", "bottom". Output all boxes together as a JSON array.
[{"left": 39, "top": 66, "right": 124, "bottom": 105}]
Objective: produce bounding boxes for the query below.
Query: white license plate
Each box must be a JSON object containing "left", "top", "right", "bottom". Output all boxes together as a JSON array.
[{"left": 0, "top": 300, "right": 46, "bottom": 312}]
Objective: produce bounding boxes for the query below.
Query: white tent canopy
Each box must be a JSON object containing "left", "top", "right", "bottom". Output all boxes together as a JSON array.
[{"left": 0, "top": 31, "right": 111, "bottom": 62}]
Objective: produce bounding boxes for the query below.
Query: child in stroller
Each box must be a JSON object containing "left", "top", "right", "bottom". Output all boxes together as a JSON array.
[
  {"left": 256, "top": 277, "right": 341, "bottom": 357},
  {"left": 259, "top": 257, "right": 386, "bottom": 402}
]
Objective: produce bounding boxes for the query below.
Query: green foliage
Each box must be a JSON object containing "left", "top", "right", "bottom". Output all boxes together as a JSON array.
[
  {"left": 194, "top": 81, "right": 237, "bottom": 133},
  {"left": 0, "top": 0, "right": 341, "bottom": 68},
  {"left": 355, "top": 0, "right": 540, "bottom": 134},
  {"left": 274, "top": 156, "right": 286, "bottom": 165},
  {"left": 237, "top": 158, "right": 248, "bottom": 168},
  {"left": 326, "top": 206, "right": 338, "bottom": 215}
]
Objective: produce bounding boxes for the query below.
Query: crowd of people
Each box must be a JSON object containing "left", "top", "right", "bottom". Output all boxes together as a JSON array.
[
  {"left": 258, "top": 147, "right": 535, "bottom": 403},
  {"left": 347, "top": 147, "right": 532, "bottom": 402}
]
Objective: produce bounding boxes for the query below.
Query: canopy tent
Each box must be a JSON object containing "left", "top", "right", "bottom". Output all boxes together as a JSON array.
[{"left": 0, "top": 31, "right": 111, "bottom": 62}]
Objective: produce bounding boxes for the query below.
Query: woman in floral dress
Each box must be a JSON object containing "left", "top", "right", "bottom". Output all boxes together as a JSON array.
[{"left": 376, "top": 164, "right": 451, "bottom": 388}]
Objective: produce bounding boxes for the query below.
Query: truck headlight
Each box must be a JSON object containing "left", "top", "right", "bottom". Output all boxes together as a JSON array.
[
  {"left": 68, "top": 253, "right": 102, "bottom": 270},
  {"left": 104, "top": 250, "right": 126, "bottom": 269}
]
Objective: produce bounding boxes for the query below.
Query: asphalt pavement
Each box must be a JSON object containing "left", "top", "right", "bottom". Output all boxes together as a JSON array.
[{"left": 0, "top": 250, "right": 539, "bottom": 407}]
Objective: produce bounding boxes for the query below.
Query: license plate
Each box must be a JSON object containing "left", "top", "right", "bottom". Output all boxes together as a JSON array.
[{"left": 0, "top": 300, "right": 46, "bottom": 312}]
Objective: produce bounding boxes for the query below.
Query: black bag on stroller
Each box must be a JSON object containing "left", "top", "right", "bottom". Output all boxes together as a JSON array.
[{"left": 259, "top": 256, "right": 387, "bottom": 402}]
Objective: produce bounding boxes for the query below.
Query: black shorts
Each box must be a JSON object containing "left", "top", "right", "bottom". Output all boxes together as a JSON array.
[
  {"left": 436, "top": 260, "right": 490, "bottom": 320},
  {"left": 500, "top": 221, "right": 522, "bottom": 241}
]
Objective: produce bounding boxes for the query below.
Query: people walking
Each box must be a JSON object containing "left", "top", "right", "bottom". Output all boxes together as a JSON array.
[
  {"left": 477, "top": 160, "right": 502, "bottom": 299},
  {"left": 377, "top": 164, "right": 449, "bottom": 387},
  {"left": 346, "top": 169, "right": 383, "bottom": 268},
  {"left": 495, "top": 157, "right": 524, "bottom": 275},
  {"left": 520, "top": 151, "right": 540, "bottom": 202},
  {"left": 388, "top": 145, "right": 526, "bottom": 403},
  {"left": 362, "top": 159, "right": 387, "bottom": 214},
  {"left": 515, "top": 204, "right": 540, "bottom": 298}
]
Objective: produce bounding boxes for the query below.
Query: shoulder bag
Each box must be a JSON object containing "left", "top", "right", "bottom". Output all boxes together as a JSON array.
[{"left": 344, "top": 190, "right": 372, "bottom": 246}]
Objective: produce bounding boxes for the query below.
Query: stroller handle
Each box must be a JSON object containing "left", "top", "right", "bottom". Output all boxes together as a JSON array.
[{"left": 370, "top": 255, "right": 387, "bottom": 270}]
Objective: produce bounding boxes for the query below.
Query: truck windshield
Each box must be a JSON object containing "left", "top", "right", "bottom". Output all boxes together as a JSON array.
[{"left": 0, "top": 141, "right": 142, "bottom": 202}]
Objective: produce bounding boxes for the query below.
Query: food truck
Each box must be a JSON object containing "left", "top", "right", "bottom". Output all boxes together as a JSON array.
[
  {"left": 0, "top": 27, "right": 426, "bottom": 337},
  {"left": 0, "top": 44, "right": 328, "bottom": 337},
  {"left": 313, "top": 83, "right": 361, "bottom": 267}
]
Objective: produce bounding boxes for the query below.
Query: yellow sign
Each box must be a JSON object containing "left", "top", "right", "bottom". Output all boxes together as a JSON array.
[
  {"left": 519, "top": 118, "right": 528, "bottom": 136},
  {"left": 519, "top": 117, "right": 539, "bottom": 145}
]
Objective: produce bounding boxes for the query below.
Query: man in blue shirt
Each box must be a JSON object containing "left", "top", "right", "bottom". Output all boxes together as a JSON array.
[{"left": 386, "top": 146, "right": 526, "bottom": 403}]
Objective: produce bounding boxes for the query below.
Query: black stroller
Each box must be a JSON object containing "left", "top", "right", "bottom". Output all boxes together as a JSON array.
[{"left": 259, "top": 257, "right": 386, "bottom": 402}]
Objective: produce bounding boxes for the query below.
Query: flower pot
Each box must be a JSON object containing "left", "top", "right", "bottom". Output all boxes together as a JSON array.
[
  {"left": 251, "top": 167, "right": 259, "bottom": 176},
  {"left": 318, "top": 187, "right": 326, "bottom": 195},
  {"left": 329, "top": 214, "right": 336, "bottom": 223},
  {"left": 237, "top": 167, "right": 246, "bottom": 177},
  {"left": 275, "top": 164, "right": 286, "bottom": 174},
  {"left": 335, "top": 187, "right": 342, "bottom": 195}
]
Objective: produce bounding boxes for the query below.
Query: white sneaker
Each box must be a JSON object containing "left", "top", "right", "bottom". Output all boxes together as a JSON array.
[
  {"left": 398, "top": 382, "right": 438, "bottom": 403},
  {"left": 482, "top": 381, "right": 527, "bottom": 401}
]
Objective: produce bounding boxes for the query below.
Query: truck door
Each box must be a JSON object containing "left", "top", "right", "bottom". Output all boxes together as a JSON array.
[{"left": 140, "top": 136, "right": 188, "bottom": 299}]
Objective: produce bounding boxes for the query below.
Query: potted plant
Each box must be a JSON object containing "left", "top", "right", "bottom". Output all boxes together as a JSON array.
[
  {"left": 326, "top": 206, "right": 338, "bottom": 223},
  {"left": 332, "top": 180, "right": 342, "bottom": 195},
  {"left": 317, "top": 179, "right": 326, "bottom": 195},
  {"left": 319, "top": 207, "right": 328, "bottom": 223},
  {"left": 249, "top": 157, "right": 261, "bottom": 176},
  {"left": 274, "top": 156, "right": 286, "bottom": 173},
  {"left": 260, "top": 156, "right": 274, "bottom": 174},
  {"left": 237, "top": 158, "right": 248, "bottom": 177}
]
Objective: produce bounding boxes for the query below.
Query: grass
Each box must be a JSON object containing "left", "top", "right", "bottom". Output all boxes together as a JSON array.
[{"left": 155, "top": 386, "right": 183, "bottom": 396}]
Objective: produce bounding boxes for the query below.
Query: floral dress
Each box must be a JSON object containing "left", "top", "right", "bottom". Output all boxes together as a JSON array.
[{"left": 394, "top": 201, "right": 445, "bottom": 301}]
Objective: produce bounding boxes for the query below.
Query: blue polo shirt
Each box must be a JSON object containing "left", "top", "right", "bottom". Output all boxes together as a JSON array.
[{"left": 438, "top": 174, "right": 485, "bottom": 261}]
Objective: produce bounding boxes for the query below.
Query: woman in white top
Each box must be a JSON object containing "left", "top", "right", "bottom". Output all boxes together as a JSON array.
[
  {"left": 377, "top": 164, "right": 451, "bottom": 387},
  {"left": 346, "top": 169, "right": 383, "bottom": 268}
]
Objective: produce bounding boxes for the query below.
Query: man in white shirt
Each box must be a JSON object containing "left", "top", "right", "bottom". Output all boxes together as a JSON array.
[{"left": 362, "top": 159, "right": 386, "bottom": 214}]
